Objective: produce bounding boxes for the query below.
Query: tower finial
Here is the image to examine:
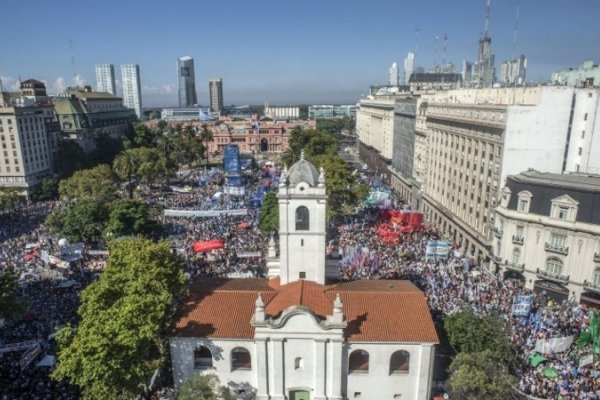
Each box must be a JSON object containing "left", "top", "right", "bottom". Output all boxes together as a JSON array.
[{"left": 318, "top": 166, "right": 326, "bottom": 187}]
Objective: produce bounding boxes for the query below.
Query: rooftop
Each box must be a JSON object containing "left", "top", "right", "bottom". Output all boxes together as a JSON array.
[
  {"left": 171, "top": 278, "right": 439, "bottom": 343},
  {"left": 512, "top": 170, "right": 600, "bottom": 192}
]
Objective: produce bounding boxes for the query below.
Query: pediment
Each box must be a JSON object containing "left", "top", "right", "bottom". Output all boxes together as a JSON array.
[{"left": 551, "top": 194, "right": 579, "bottom": 206}]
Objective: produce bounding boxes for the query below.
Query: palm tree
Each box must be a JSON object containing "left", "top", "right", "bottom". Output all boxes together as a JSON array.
[{"left": 113, "top": 149, "right": 140, "bottom": 198}]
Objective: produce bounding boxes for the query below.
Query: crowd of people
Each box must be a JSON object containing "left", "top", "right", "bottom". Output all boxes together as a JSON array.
[{"left": 2, "top": 161, "right": 600, "bottom": 399}]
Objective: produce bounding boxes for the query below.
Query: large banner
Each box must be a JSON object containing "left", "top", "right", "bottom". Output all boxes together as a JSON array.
[
  {"left": 224, "top": 186, "right": 246, "bottom": 196},
  {"left": 0, "top": 340, "right": 39, "bottom": 354},
  {"left": 20, "top": 343, "right": 41, "bottom": 371},
  {"left": 512, "top": 295, "right": 535, "bottom": 317},
  {"left": 237, "top": 251, "right": 262, "bottom": 258},
  {"left": 534, "top": 336, "right": 575, "bottom": 355},
  {"left": 164, "top": 209, "right": 247, "bottom": 218},
  {"left": 425, "top": 240, "right": 451, "bottom": 260}
]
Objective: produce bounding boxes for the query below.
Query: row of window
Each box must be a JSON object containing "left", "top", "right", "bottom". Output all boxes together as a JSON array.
[{"left": 192, "top": 347, "right": 411, "bottom": 375}]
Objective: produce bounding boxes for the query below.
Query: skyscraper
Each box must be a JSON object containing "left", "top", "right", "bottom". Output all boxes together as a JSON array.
[
  {"left": 178, "top": 56, "right": 197, "bottom": 107},
  {"left": 209, "top": 78, "right": 223, "bottom": 112},
  {"left": 95, "top": 64, "right": 116, "bottom": 95},
  {"left": 121, "top": 64, "right": 142, "bottom": 119},
  {"left": 388, "top": 62, "right": 399, "bottom": 86},
  {"left": 476, "top": 0, "right": 495, "bottom": 87},
  {"left": 404, "top": 52, "right": 415, "bottom": 84},
  {"left": 499, "top": 55, "right": 527, "bottom": 86}
]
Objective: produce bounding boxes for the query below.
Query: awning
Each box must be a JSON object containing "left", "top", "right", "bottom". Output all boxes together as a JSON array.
[{"left": 193, "top": 239, "right": 225, "bottom": 253}]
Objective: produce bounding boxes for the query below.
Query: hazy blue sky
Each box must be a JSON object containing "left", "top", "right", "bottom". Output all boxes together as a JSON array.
[{"left": 1, "top": 0, "right": 599, "bottom": 106}]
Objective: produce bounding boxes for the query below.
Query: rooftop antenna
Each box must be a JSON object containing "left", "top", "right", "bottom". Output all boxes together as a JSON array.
[
  {"left": 69, "top": 38, "right": 78, "bottom": 81},
  {"left": 484, "top": 0, "right": 491, "bottom": 38},
  {"left": 512, "top": 0, "right": 521, "bottom": 59},
  {"left": 443, "top": 33, "right": 448, "bottom": 68}
]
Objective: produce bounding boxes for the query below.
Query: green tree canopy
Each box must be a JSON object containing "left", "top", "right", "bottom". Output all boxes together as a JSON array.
[
  {"left": 58, "top": 164, "right": 117, "bottom": 201},
  {"left": 444, "top": 309, "right": 516, "bottom": 366},
  {"left": 52, "top": 238, "right": 185, "bottom": 400},
  {"left": 258, "top": 191, "right": 279, "bottom": 234},
  {"left": 105, "top": 199, "right": 160, "bottom": 238},
  {"left": 176, "top": 373, "right": 234, "bottom": 400},
  {"left": 0, "top": 189, "right": 24, "bottom": 213},
  {"left": 0, "top": 269, "right": 24, "bottom": 320},
  {"left": 46, "top": 199, "right": 110, "bottom": 244},
  {"left": 55, "top": 140, "right": 86, "bottom": 177},
  {"left": 31, "top": 177, "right": 59, "bottom": 201},
  {"left": 447, "top": 350, "right": 518, "bottom": 400}
]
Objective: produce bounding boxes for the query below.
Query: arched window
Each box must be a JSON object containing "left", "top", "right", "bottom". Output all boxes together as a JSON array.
[
  {"left": 295, "top": 206, "right": 309, "bottom": 231},
  {"left": 545, "top": 258, "right": 563, "bottom": 276},
  {"left": 231, "top": 347, "right": 251, "bottom": 371},
  {"left": 349, "top": 349, "right": 369, "bottom": 373},
  {"left": 389, "top": 350, "right": 410, "bottom": 374},
  {"left": 593, "top": 268, "right": 600, "bottom": 286},
  {"left": 512, "top": 248, "right": 521, "bottom": 264},
  {"left": 194, "top": 346, "right": 213, "bottom": 369},
  {"left": 294, "top": 357, "right": 303, "bottom": 370}
]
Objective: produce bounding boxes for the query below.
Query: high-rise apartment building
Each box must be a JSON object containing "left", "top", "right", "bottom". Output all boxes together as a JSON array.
[
  {"left": 178, "top": 56, "right": 197, "bottom": 107},
  {"left": 500, "top": 55, "right": 527, "bottom": 86},
  {"left": 121, "top": 64, "right": 142, "bottom": 119},
  {"left": 389, "top": 62, "right": 399, "bottom": 86},
  {"left": 95, "top": 64, "right": 117, "bottom": 96},
  {"left": 403, "top": 52, "right": 415, "bottom": 84},
  {"left": 209, "top": 78, "right": 223, "bottom": 112}
]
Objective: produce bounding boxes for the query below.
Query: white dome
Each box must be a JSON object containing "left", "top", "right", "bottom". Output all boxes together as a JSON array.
[
  {"left": 58, "top": 238, "right": 70, "bottom": 247},
  {"left": 287, "top": 152, "right": 320, "bottom": 187}
]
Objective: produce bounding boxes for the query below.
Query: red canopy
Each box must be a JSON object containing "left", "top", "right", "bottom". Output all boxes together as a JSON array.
[
  {"left": 193, "top": 239, "right": 225, "bottom": 253},
  {"left": 237, "top": 222, "right": 251, "bottom": 229}
]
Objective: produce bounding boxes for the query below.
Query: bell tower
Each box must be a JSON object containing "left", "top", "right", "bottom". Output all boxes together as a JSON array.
[{"left": 276, "top": 151, "right": 327, "bottom": 285}]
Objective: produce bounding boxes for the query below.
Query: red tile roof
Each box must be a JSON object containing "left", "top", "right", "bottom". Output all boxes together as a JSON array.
[{"left": 171, "top": 278, "right": 438, "bottom": 343}]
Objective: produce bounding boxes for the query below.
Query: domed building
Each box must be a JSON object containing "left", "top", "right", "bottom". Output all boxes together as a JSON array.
[{"left": 169, "top": 154, "right": 438, "bottom": 400}]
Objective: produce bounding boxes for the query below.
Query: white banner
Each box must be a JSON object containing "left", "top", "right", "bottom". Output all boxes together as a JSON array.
[
  {"left": 534, "top": 336, "right": 574, "bottom": 355},
  {"left": 237, "top": 251, "right": 262, "bottom": 258},
  {"left": 224, "top": 186, "right": 246, "bottom": 196},
  {"left": 0, "top": 340, "right": 39, "bottom": 354},
  {"left": 20, "top": 343, "right": 41, "bottom": 371},
  {"left": 164, "top": 209, "right": 248, "bottom": 218}
]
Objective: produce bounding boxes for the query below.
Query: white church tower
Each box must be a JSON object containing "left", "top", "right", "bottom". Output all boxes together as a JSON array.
[{"left": 274, "top": 151, "right": 327, "bottom": 285}]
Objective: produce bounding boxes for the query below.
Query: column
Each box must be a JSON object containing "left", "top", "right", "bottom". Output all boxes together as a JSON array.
[
  {"left": 415, "top": 344, "right": 434, "bottom": 400},
  {"left": 314, "top": 339, "right": 326, "bottom": 400},
  {"left": 256, "top": 338, "right": 270, "bottom": 400},
  {"left": 329, "top": 339, "right": 343, "bottom": 400},
  {"left": 271, "top": 338, "right": 285, "bottom": 400}
]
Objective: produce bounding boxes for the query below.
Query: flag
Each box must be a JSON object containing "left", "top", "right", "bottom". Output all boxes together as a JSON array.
[
  {"left": 542, "top": 367, "right": 559, "bottom": 378},
  {"left": 576, "top": 331, "right": 592, "bottom": 349},
  {"left": 579, "top": 354, "right": 594, "bottom": 368},
  {"left": 529, "top": 353, "right": 546, "bottom": 368}
]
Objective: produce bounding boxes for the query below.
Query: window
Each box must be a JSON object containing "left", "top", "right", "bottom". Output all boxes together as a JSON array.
[
  {"left": 294, "top": 206, "right": 310, "bottom": 230},
  {"left": 389, "top": 350, "right": 410, "bottom": 374},
  {"left": 517, "top": 191, "right": 532, "bottom": 213},
  {"left": 545, "top": 258, "right": 563, "bottom": 276},
  {"left": 349, "top": 350, "right": 369, "bottom": 373},
  {"left": 194, "top": 346, "right": 213, "bottom": 369},
  {"left": 516, "top": 226, "right": 524, "bottom": 238},
  {"left": 594, "top": 269, "right": 600, "bottom": 286},
  {"left": 294, "top": 357, "right": 304, "bottom": 370},
  {"left": 557, "top": 206, "right": 570, "bottom": 220},
  {"left": 231, "top": 347, "right": 251, "bottom": 370},
  {"left": 550, "top": 234, "right": 567, "bottom": 248},
  {"left": 578, "top": 147, "right": 583, "bottom": 156},
  {"left": 512, "top": 248, "right": 521, "bottom": 264},
  {"left": 299, "top": 272, "right": 306, "bottom": 279}
]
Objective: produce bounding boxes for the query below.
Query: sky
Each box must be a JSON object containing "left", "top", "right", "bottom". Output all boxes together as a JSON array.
[{"left": 1, "top": 0, "right": 599, "bottom": 106}]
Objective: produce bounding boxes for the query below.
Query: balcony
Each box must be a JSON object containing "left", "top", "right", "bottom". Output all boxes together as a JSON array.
[
  {"left": 512, "top": 235, "right": 524, "bottom": 245},
  {"left": 506, "top": 263, "right": 525, "bottom": 273},
  {"left": 491, "top": 254, "right": 503, "bottom": 264},
  {"left": 536, "top": 268, "right": 569, "bottom": 284},
  {"left": 583, "top": 280, "right": 600, "bottom": 294},
  {"left": 544, "top": 242, "right": 569, "bottom": 256},
  {"left": 594, "top": 253, "right": 600, "bottom": 263},
  {"left": 493, "top": 228, "right": 503, "bottom": 239}
]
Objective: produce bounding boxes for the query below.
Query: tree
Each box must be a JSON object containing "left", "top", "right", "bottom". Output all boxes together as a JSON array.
[
  {"left": 199, "top": 124, "right": 214, "bottom": 166},
  {"left": 88, "top": 134, "right": 123, "bottom": 166},
  {"left": 52, "top": 238, "right": 185, "bottom": 400},
  {"left": 31, "top": 178, "right": 59, "bottom": 201},
  {"left": 58, "top": 164, "right": 117, "bottom": 201},
  {"left": 0, "top": 269, "right": 24, "bottom": 320},
  {"left": 55, "top": 140, "right": 86, "bottom": 177},
  {"left": 176, "top": 374, "right": 234, "bottom": 400},
  {"left": 46, "top": 199, "right": 109, "bottom": 244},
  {"left": 105, "top": 199, "right": 160, "bottom": 238},
  {"left": 0, "top": 189, "right": 24, "bottom": 213},
  {"left": 444, "top": 309, "right": 516, "bottom": 366},
  {"left": 113, "top": 149, "right": 141, "bottom": 198},
  {"left": 259, "top": 192, "right": 279, "bottom": 234},
  {"left": 447, "top": 350, "right": 518, "bottom": 400}
]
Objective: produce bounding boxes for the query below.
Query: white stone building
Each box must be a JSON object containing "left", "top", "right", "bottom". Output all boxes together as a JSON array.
[
  {"left": 493, "top": 170, "right": 600, "bottom": 307},
  {"left": 95, "top": 64, "right": 117, "bottom": 96},
  {"left": 169, "top": 154, "right": 439, "bottom": 400},
  {"left": 121, "top": 64, "right": 142, "bottom": 119}
]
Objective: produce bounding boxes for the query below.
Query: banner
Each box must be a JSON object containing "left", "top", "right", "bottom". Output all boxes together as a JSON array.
[
  {"left": 534, "top": 336, "right": 574, "bottom": 355},
  {"left": 20, "top": 343, "right": 41, "bottom": 371},
  {"left": 224, "top": 186, "right": 246, "bottom": 196},
  {"left": 164, "top": 209, "right": 248, "bottom": 218},
  {"left": 0, "top": 340, "right": 39, "bottom": 354},
  {"left": 512, "top": 295, "right": 535, "bottom": 317},
  {"left": 237, "top": 251, "right": 262, "bottom": 258}
]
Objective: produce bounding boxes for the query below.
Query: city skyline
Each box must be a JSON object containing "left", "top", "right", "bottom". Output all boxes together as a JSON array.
[{"left": 1, "top": 0, "right": 599, "bottom": 106}]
